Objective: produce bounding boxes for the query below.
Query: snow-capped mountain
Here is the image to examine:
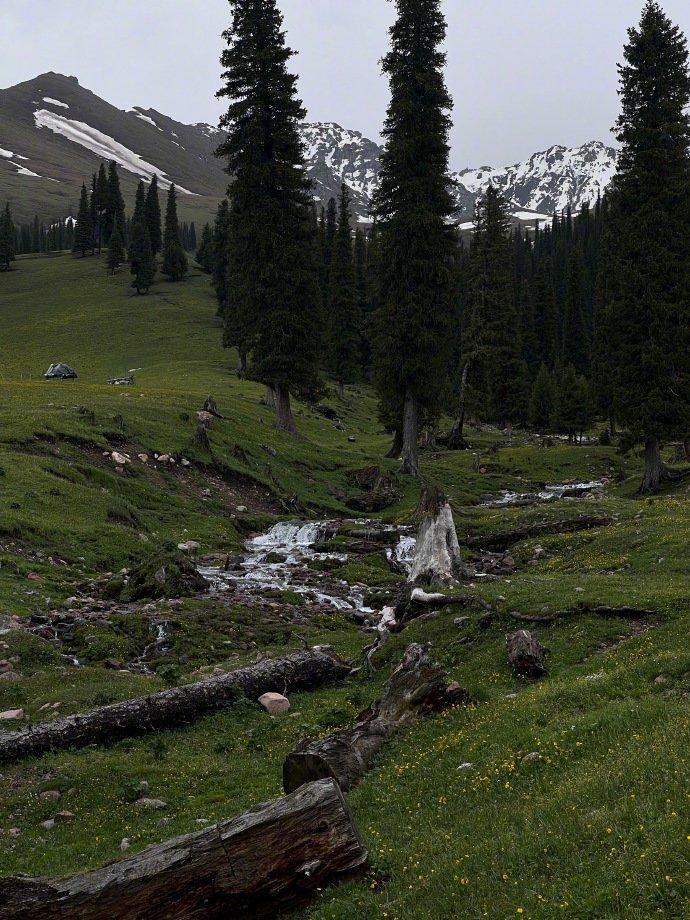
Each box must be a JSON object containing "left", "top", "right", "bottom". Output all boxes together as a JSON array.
[{"left": 0, "top": 72, "right": 617, "bottom": 227}]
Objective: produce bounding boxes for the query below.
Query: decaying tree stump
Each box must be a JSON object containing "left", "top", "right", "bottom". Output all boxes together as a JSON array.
[
  {"left": 0, "top": 778, "right": 368, "bottom": 920},
  {"left": 408, "top": 486, "right": 471, "bottom": 583},
  {"left": 0, "top": 648, "right": 350, "bottom": 765},
  {"left": 506, "top": 630, "right": 549, "bottom": 678},
  {"left": 283, "top": 644, "right": 470, "bottom": 794},
  {"left": 466, "top": 515, "right": 612, "bottom": 553}
]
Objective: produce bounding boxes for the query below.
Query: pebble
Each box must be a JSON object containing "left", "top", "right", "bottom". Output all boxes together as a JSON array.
[
  {"left": 41, "top": 819, "right": 56, "bottom": 831},
  {"left": 120, "top": 838, "right": 131, "bottom": 851},
  {"left": 522, "top": 752, "right": 542, "bottom": 764},
  {"left": 136, "top": 798, "right": 168, "bottom": 810},
  {"left": 39, "top": 790, "right": 61, "bottom": 802},
  {"left": 0, "top": 709, "right": 24, "bottom": 721},
  {"left": 258, "top": 692, "right": 290, "bottom": 715}
]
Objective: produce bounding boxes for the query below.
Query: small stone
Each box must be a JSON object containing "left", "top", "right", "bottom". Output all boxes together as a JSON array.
[
  {"left": 177, "top": 541, "right": 201, "bottom": 554},
  {"left": 533, "top": 546, "right": 547, "bottom": 559},
  {"left": 0, "top": 671, "right": 21, "bottom": 682},
  {"left": 457, "top": 762, "right": 473, "bottom": 771},
  {"left": 575, "top": 587, "right": 584, "bottom": 593},
  {"left": 39, "top": 790, "right": 61, "bottom": 802},
  {"left": 181, "top": 459, "right": 191, "bottom": 467},
  {"left": 8, "top": 827, "right": 22, "bottom": 837},
  {"left": 137, "top": 780, "right": 150, "bottom": 795},
  {"left": 522, "top": 752, "right": 542, "bottom": 764},
  {"left": 111, "top": 451, "right": 130, "bottom": 466},
  {"left": 120, "top": 837, "right": 131, "bottom": 851},
  {"left": 53, "top": 811, "right": 75, "bottom": 822},
  {"left": 41, "top": 819, "right": 56, "bottom": 830},
  {"left": 0, "top": 708, "right": 24, "bottom": 721},
  {"left": 158, "top": 454, "right": 170, "bottom": 464},
  {"left": 654, "top": 675, "right": 668, "bottom": 685},
  {"left": 453, "top": 616, "right": 470, "bottom": 627},
  {"left": 258, "top": 692, "right": 290, "bottom": 715},
  {"left": 236, "top": 506, "right": 248, "bottom": 514},
  {"left": 135, "top": 798, "right": 168, "bottom": 810},
  {"left": 138, "top": 454, "right": 149, "bottom": 463}
]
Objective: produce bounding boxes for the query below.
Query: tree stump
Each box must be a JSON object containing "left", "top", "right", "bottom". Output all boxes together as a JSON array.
[
  {"left": 408, "top": 486, "right": 471, "bottom": 583},
  {"left": 506, "top": 630, "right": 548, "bottom": 678},
  {"left": 0, "top": 779, "right": 367, "bottom": 920},
  {"left": 283, "top": 644, "right": 470, "bottom": 794}
]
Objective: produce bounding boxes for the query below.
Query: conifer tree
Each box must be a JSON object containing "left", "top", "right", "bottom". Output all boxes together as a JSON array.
[
  {"left": 0, "top": 203, "right": 16, "bottom": 271},
  {"left": 196, "top": 223, "right": 214, "bottom": 272},
  {"left": 162, "top": 184, "right": 188, "bottom": 281},
  {"left": 73, "top": 184, "right": 93, "bottom": 257},
  {"left": 371, "top": 0, "right": 457, "bottom": 475},
  {"left": 129, "top": 221, "right": 155, "bottom": 294},
  {"left": 553, "top": 365, "right": 594, "bottom": 443},
  {"left": 216, "top": 0, "right": 322, "bottom": 432},
  {"left": 89, "top": 173, "right": 98, "bottom": 254},
  {"left": 562, "top": 248, "right": 589, "bottom": 373},
  {"left": 130, "top": 182, "right": 147, "bottom": 239},
  {"left": 328, "top": 184, "right": 360, "bottom": 398},
  {"left": 94, "top": 163, "right": 108, "bottom": 251},
  {"left": 597, "top": 2, "right": 690, "bottom": 491},
  {"left": 354, "top": 228, "right": 372, "bottom": 375},
  {"left": 189, "top": 222, "right": 197, "bottom": 253},
  {"left": 107, "top": 228, "right": 125, "bottom": 274},
  {"left": 211, "top": 199, "right": 230, "bottom": 318},
  {"left": 104, "top": 161, "right": 125, "bottom": 244},
  {"left": 529, "top": 363, "right": 555, "bottom": 431},
  {"left": 145, "top": 176, "right": 162, "bottom": 256}
]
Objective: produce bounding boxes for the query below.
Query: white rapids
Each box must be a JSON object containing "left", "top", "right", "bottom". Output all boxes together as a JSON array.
[{"left": 481, "top": 479, "right": 607, "bottom": 508}]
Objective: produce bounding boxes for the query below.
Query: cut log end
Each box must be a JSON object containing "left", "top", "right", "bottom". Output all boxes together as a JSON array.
[{"left": 507, "top": 630, "right": 549, "bottom": 678}]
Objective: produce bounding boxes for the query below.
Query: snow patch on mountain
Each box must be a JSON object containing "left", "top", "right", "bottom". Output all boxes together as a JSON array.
[
  {"left": 130, "top": 109, "right": 163, "bottom": 131},
  {"left": 43, "top": 97, "right": 70, "bottom": 109},
  {"left": 300, "top": 123, "right": 380, "bottom": 211},
  {"left": 34, "top": 109, "right": 195, "bottom": 193}
]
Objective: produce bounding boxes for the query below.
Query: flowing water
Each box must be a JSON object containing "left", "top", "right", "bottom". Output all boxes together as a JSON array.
[{"left": 481, "top": 479, "right": 607, "bottom": 508}]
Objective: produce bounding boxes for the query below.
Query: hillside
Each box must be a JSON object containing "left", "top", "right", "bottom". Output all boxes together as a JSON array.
[
  {"left": 0, "top": 254, "right": 688, "bottom": 917},
  {"left": 1, "top": 72, "right": 617, "bottom": 228}
]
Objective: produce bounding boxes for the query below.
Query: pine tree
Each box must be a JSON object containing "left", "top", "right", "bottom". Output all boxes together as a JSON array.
[
  {"left": 188, "top": 222, "right": 197, "bottom": 253},
  {"left": 371, "top": 0, "right": 457, "bottom": 475},
  {"left": 104, "top": 161, "right": 125, "bottom": 244},
  {"left": 211, "top": 199, "right": 231, "bottom": 318},
  {"left": 130, "top": 181, "right": 147, "bottom": 239},
  {"left": 0, "top": 203, "right": 16, "bottom": 271},
  {"left": 73, "top": 184, "right": 93, "bottom": 257},
  {"left": 107, "top": 227, "right": 125, "bottom": 274},
  {"left": 145, "top": 176, "right": 162, "bottom": 255},
  {"left": 529, "top": 363, "right": 555, "bottom": 431},
  {"left": 328, "top": 184, "right": 360, "bottom": 398},
  {"left": 196, "top": 223, "right": 214, "bottom": 272},
  {"left": 89, "top": 173, "right": 98, "bottom": 254},
  {"left": 597, "top": 2, "right": 690, "bottom": 491},
  {"left": 216, "top": 0, "right": 322, "bottom": 432},
  {"left": 354, "top": 228, "right": 372, "bottom": 375},
  {"left": 94, "top": 163, "right": 108, "bottom": 251},
  {"left": 553, "top": 365, "right": 594, "bottom": 443},
  {"left": 130, "top": 222, "right": 155, "bottom": 294},
  {"left": 162, "top": 184, "right": 188, "bottom": 281},
  {"left": 562, "top": 248, "right": 589, "bottom": 373}
]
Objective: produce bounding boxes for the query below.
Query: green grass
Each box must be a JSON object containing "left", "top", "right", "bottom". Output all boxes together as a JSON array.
[{"left": 1, "top": 253, "right": 689, "bottom": 918}]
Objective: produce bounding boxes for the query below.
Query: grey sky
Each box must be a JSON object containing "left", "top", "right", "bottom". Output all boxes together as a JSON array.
[{"left": 4, "top": 1, "right": 690, "bottom": 168}]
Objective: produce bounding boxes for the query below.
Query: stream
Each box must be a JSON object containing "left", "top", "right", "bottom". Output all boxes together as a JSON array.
[{"left": 480, "top": 479, "right": 607, "bottom": 508}]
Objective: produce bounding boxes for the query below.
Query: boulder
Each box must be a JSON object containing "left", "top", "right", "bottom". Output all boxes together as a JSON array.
[
  {"left": 44, "top": 363, "right": 77, "bottom": 380},
  {"left": 0, "top": 708, "right": 24, "bottom": 721},
  {"left": 258, "top": 692, "right": 291, "bottom": 715}
]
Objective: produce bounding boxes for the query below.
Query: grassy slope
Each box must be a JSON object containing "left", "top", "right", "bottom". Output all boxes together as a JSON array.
[{"left": 0, "top": 254, "right": 689, "bottom": 918}]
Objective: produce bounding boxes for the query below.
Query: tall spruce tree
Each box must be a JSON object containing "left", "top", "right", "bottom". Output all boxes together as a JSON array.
[
  {"left": 73, "top": 184, "right": 93, "bottom": 257},
  {"left": 107, "top": 228, "right": 125, "bottom": 274},
  {"left": 162, "top": 184, "right": 188, "bottom": 281},
  {"left": 371, "top": 0, "right": 457, "bottom": 475},
  {"left": 327, "top": 185, "right": 360, "bottom": 398},
  {"left": 597, "top": 2, "right": 690, "bottom": 491},
  {"left": 145, "top": 176, "right": 163, "bottom": 256},
  {"left": 216, "top": 0, "right": 322, "bottom": 432},
  {"left": 211, "top": 199, "right": 231, "bottom": 318},
  {"left": 196, "top": 223, "right": 214, "bottom": 272},
  {"left": 562, "top": 248, "right": 589, "bottom": 373},
  {"left": 104, "top": 161, "right": 125, "bottom": 244},
  {"left": 0, "top": 203, "right": 16, "bottom": 271},
  {"left": 94, "top": 163, "right": 108, "bottom": 251},
  {"left": 129, "top": 221, "right": 155, "bottom": 294},
  {"left": 529, "top": 363, "right": 556, "bottom": 431}
]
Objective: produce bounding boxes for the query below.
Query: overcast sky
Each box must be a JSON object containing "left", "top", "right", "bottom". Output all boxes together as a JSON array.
[{"left": 4, "top": 1, "right": 690, "bottom": 167}]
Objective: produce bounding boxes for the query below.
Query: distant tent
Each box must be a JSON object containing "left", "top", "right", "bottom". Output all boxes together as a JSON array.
[{"left": 44, "top": 363, "right": 78, "bottom": 380}]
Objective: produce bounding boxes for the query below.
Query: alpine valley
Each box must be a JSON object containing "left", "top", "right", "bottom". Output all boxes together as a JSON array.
[{"left": 1, "top": 72, "right": 617, "bottom": 226}]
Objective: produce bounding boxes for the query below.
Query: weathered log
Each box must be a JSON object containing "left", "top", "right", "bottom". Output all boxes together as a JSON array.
[
  {"left": 466, "top": 514, "right": 612, "bottom": 553},
  {"left": 0, "top": 648, "right": 350, "bottom": 765},
  {"left": 393, "top": 584, "right": 491, "bottom": 630},
  {"left": 506, "top": 630, "right": 548, "bottom": 678},
  {"left": 0, "top": 778, "right": 367, "bottom": 920},
  {"left": 409, "top": 486, "right": 471, "bottom": 583},
  {"left": 508, "top": 604, "right": 655, "bottom": 625},
  {"left": 283, "top": 644, "right": 470, "bottom": 794}
]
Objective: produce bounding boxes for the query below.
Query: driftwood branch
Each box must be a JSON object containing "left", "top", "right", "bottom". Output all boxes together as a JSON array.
[
  {"left": 0, "top": 778, "right": 367, "bottom": 920},
  {"left": 283, "top": 644, "right": 470, "bottom": 794},
  {"left": 466, "top": 515, "right": 612, "bottom": 553},
  {"left": 0, "top": 648, "right": 350, "bottom": 764}
]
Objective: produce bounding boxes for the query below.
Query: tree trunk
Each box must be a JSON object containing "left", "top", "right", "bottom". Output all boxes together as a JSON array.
[
  {"left": 506, "top": 630, "right": 549, "bottom": 678},
  {"left": 337, "top": 381, "right": 345, "bottom": 400},
  {"left": 408, "top": 485, "right": 471, "bottom": 583},
  {"left": 446, "top": 412, "right": 468, "bottom": 450},
  {"left": 275, "top": 385, "right": 297, "bottom": 434},
  {"left": 465, "top": 514, "right": 612, "bottom": 553},
  {"left": 236, "top": 349, "right": 248, "bottom": 377},
  {"left": 263, "top": 385, "right": 276, "bottom": 409},
  {"left": 0, "top": 779, "right": 368, "bottom": 920},
  {"left": 684, "top": 436, "right": 690, "bottom": 463},
  {"left": 385, "top": 428, "right": 403, "bottom": 459},
  {"left": 400, "top": 388, "right": 420, "bottom": 477},
  {"left": 640, "top": 438, "right": 665, "bottom": 494},
  {"left": 283, "top": 644, "right": 469, "bottom": 794},
  {"left": 0, "top": 648, "right": 349, "bottom": 765}
]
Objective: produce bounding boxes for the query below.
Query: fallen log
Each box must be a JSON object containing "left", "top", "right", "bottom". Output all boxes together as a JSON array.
[
  {"left": 0, "top": 648, "right": 350, "bottom": 765},
  {"left": 507, "top": 630, "right": 549, "bottom": 678},
  {"left": 0, "top": 778, "right": 367, "bottom": 920},
  {"left": 466, "top": 514, "right": 612, "bottom": 553},
  {"left": 393, "top": 584, "right": 491, "bottom": 630},
  {"left": 508, "top": 604, "right": 655, "bottom": 625},
  {"left": 283, "top": 644, "right": 470, "bottom": 794}
]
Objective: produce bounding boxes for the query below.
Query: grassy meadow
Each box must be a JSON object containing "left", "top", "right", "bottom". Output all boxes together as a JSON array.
[{"left": 0, "top": 253, "right": 688, "bottom": 918}]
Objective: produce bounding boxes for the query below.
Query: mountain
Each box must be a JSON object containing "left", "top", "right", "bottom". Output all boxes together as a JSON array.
[{"left": 1, "top": 72, "right": 617, "bottom": 228}]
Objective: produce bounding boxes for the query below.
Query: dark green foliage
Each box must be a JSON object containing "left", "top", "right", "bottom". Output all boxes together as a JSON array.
[
  {"left": 371, "top": 0, "right": 457, "bottom": 473},
  {"left": 104, "top": 161, "right": 125, "bottom": 244},
  {"left": 162, "top": 184, "right": 188, "bottom": 282},
  {"left": 562, "top": 248, "right": 589, "bottom": 374},
  {"left": 216, "top": 0, "right": 323, "bottom": 430},
  {"left": 0, "top": 203, "right": 16, "bottom": 271},
  {"left": 212, "top": 199, "right": 230, "bottom": 319},
  {"left": 196, "top": 223, "right": 214, "bottom": 273},
  {"left": 94, "top": 163, "right": 108, "bottom": 251},
  {"left": 354, "top": 228, "right": 372, "bottom": 375},
  {"left": 596, "top": 2, "right": 690, "bottom": 489},
  {"left": 328, "top": 184, "right": 361, "bottom": 393},
  {"left": 464, "top": 185, "right": 528, "bottom": 427},
  {"left": 129, "top": 222, "right": 155, "bottom": 295},
  {"left": 130, "top": 182, "right": 147, "bottom": 243},
  {"left": 145, "top": 176, "right": 162, "bottom": 255},
  {"left": 553, "top": 364, "right": 595, "bottom": 441},
  {"left": 119, "top": 545, "right": 208, "bottom": 602},
  {"left": 73, "top": 184, "right": 93, "bottom": 257},
  {"left": 106, "top": 228, "right": 125, "bottom": 274},
  {"left": 529, "top": 363, "right": 556, "bottom": 431}
]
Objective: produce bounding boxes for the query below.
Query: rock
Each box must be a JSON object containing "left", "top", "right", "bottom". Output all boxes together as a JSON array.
[
  {"left": 53, "top": 811, "right": 75, "bottom": 822},
  {"left": 258, "top": 692, "right": 291, "bottom": 715},
  {"left": 0, "top": 671, "right": 21, "bottom": 682},
  {"left": 158, "top": 454, "right": 171, "bottom": 464},
  {"left": 135, "top": 798, "right": 168, "bottom": 811},
  {"left": 522, "top": 751, "right": 542, "bottom": 764},
  {"left": 41, "top": 819, "right": 56, "bottom": 831},
  {"left": 0, "top": 708, "right": 24, "bottom": 721},
  {"left": 39, "top": 790, "right": 61, "bottom": 802},
  {"left": 111, "top": 451, "right": 130, "bottom": 466},
  {"left": 533, "top": 545, "right": 547, "bottom": 559},
  {"left": 453, "top": 617, "right": 470, "bottom": 627},
  {"left": 181, "top": 459, "right": 191, "bottom": 467},
  {"left": 8, "top": 827, "right": 22, "bottom": 837},
  {"left": 457, "top": 762, "right": 473, "bottom": 771},
  {"left": 177, "top": 541, "right": 201, "bottom": 554},
  {"left": 654, "top": 675, "right": 668, "bottom": 685},
  {"left": 120, "top": 837, "right": 131, "bottom": 851},
  {"left": 138, "top": 454, "right": 149, "bottom": 463},
  {"left": 137, "top": 781, "right": 150, "bottom": 796},
  {"left": 236, "top": 506, "right": 248, "bottom": 514},
  {"left": 44, "top": 363, "right": 77, "bottom": 380}
]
